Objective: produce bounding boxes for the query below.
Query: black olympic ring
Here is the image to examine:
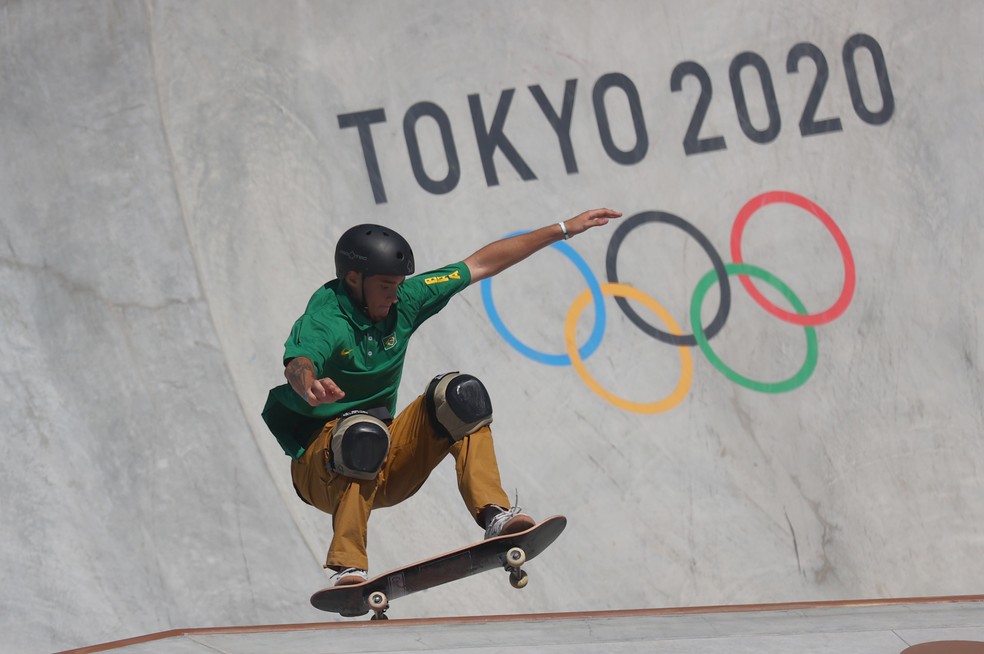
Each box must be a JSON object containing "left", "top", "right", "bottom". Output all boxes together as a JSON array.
[{"left": 605, "top": 211, "right": 732, "bottom": 347}]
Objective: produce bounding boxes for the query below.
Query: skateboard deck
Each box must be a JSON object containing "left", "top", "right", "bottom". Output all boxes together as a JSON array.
[{"left": 311, "top": 514, "right": 567, "bottom": 619}]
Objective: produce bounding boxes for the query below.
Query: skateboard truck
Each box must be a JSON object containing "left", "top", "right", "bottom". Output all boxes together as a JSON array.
[
  {"left": 367, "top": 590, "right": 389, "bottom": 620},
  {"left": 505, "top": 546, "right": 529, "bottom": 589}
]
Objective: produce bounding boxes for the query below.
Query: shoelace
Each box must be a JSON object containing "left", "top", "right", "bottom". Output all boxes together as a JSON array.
[
  {"left": 331, "top": 567, "right": 366, "bottom": 581},
  {"left": 487, "top": 506, "right": 523, "bottom": 535}
]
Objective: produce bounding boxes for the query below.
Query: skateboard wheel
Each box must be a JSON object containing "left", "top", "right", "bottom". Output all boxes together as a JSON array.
[
  {"left": 506, "top": 547, "right": 526, "bottom": 567},
  {"left": 509, "top": 569, "right": 529, "bottom": 589},
  {"left": 368, "top": 591, "right": 388, "bottom": 611}
]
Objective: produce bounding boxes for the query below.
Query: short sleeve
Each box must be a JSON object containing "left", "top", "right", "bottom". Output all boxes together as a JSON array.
[{"left": 283, "top": 315, "right": 335, "bottom": 378}]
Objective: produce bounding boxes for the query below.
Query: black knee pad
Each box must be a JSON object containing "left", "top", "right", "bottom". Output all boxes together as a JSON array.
[
  {"left": 425, "top": 372, "right": 493, "bottom": 442},
  {"left": 330, "top": 411, "right": 391, "bottom": 480}
]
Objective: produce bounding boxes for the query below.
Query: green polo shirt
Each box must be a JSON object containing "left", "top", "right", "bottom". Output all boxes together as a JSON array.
[{"left": 262, "top": 261, "right": 471, "bottom": 458}]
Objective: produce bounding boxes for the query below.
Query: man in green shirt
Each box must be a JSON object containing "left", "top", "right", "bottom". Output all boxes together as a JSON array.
[{"left": 263, "top": 208, "right": 620, "bottom": 586}]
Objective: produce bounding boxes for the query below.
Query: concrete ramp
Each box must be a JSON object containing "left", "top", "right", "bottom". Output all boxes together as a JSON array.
[
  {"left": 59, "top": 598, "right": 984, "bottom": 654},
  {"left": 3, "top": 1, "right": 984, "bottom": 652}
]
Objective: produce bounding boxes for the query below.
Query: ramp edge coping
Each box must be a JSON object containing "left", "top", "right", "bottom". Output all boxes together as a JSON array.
[{"left": 56, "top": 594, "right": 984, "bottom": 654}]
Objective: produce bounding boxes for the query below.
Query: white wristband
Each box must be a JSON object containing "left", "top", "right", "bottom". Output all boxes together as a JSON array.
[{"left": 558, "top": 221, "right": 570, "bottom": 240}]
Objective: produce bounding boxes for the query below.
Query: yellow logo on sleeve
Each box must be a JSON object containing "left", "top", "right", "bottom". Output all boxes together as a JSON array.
[{"left": 424, "top": 270, "right": 461, "bottom": 285}]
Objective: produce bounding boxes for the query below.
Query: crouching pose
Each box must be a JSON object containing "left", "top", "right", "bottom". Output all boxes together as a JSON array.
[{"left": 262, "top": 209, "right": 620, "bottom": 585}]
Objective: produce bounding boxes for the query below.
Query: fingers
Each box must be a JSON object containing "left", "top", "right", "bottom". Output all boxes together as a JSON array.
[
  {"left": 571, "top": 208, "right": 621, "bottom": 235},
  {"left": 588, "top": 208, "right": 622, "bottom": 221},
  {"left": 304, "top": 386, "right": 324, "bottom": 406},
  {"left": 306, "top": 378, "right": 345, "bottom": 406},
  {"left": 326, "top": 380, "right": 345, "bottom": 401}
]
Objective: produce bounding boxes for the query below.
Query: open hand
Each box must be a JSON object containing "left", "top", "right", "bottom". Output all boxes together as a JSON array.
[
  {"left": 563, "top": 208, "right": 622, "bottom": 237},
  {"left": 305, "top": 377, "right": 346, "bottom": 406}
]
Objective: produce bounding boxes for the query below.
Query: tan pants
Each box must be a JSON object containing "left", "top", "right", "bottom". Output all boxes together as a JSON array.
[{"left": 290, "top": 394, "right": 510, "bottom": 571}]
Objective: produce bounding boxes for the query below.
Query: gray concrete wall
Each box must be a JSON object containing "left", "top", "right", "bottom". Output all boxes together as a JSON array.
[{"left": 2, "top": 1, "right": 982, "bottom": 652}]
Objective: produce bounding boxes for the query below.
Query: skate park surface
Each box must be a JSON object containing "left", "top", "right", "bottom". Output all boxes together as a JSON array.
[{"left": 2, "top": 1, "right": 984, "bottom": 653}]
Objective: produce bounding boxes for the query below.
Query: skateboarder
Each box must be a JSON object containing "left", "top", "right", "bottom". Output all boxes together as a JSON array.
[{"left": 262, "top": 208, "right": 620, "bottom": 586}]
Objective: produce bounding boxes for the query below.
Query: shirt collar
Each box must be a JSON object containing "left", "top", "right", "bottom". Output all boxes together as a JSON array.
[{"left": 333, "top": 279, "right": 395, "bottom": 332}]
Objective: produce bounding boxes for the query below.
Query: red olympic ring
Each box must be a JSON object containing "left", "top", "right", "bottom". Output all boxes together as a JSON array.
[{"left": 731, "top": 191, "right": 856, "bottom": 326}]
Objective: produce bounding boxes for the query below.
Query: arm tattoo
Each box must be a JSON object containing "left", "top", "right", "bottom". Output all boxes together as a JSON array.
[{"left": 284, "top": 357, "right": 315, "bottom": 392}]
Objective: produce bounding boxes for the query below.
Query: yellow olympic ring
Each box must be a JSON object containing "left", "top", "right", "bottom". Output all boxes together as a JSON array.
[{"left": 564, "top": 283, "right": 694, "bottom": 414}]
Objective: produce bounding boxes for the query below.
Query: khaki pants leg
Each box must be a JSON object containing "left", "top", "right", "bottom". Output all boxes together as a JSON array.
[
  {"left": 290, "top": 395, "right": 510, "bottom": 571},
  {"left": 291, "top": 422, "right": 378, "bottom": 571}
]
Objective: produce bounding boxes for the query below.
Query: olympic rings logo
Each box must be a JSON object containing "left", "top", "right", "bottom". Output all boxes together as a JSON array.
[{"left": 480, "top": 191, "right": 856, "bottom": 414}]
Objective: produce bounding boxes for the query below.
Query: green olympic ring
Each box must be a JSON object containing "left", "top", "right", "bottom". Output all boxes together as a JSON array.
[{"left": 690, "top": 263, "right": 818, "bottom": 393}]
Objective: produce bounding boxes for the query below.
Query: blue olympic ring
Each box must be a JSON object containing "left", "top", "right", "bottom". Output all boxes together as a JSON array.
[{"left": 480, "top": 232, "right": 607, "bottom": 366}]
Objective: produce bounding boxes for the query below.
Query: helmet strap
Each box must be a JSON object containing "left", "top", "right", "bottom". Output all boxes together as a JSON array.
[
  {"left": 359, "top": 276, "right": 370, "bottom": 316},
  {"left": 343, "top": 271, "right": 372, "bottom": 318}
]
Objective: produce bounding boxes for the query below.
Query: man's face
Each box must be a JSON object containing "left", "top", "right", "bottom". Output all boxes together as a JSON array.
[{"left": 347, "top": 272, "right": 404, "bottom": 322}]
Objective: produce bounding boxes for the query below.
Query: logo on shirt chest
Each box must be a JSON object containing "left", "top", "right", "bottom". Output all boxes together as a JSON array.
[{"left": 383, "top": 335, "right": 397, "bottom": 350}]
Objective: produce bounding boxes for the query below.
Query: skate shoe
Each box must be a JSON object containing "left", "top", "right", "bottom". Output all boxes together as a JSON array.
[
  {"left": 484, "top": 505, "right": 536, "bottom": 539},
  {"left": 331, "top": 567, "right": 368, "bottom": 587}
]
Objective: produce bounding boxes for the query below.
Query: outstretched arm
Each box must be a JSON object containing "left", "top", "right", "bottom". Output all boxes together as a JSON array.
[{"left": 463, "top": 208, "right": 621, "bottom": 284}]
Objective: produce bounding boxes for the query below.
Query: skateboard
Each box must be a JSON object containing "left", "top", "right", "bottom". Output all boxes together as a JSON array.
[{"left": 310, "top": 514, "right": 567, "bottom": 620}]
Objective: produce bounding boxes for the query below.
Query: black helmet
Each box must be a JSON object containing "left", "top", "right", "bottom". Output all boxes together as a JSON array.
[{"left": 334, "top": 224, "right": 415, "bottom": 278}]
